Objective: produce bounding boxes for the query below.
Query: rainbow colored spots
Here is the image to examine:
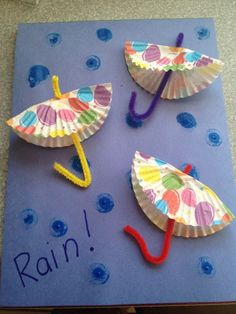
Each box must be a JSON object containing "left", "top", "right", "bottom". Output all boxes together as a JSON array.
[
  {"left": 36, "top": 105, "right": 57, "bottom": 126},
  {"left": 176, "top": 112, "right": 197, "bottom": 129},
  {"left": 206, "top": 129, "right": 222, "bottom": 146},
  {"left": 77, "top": 87, "right": 93, "bottom": 102},
  {"left": 20, "top": 208, "right": 38, "bottom": 227},
  {"left": 198, "top": 256, "right": 215, "bottom": 277},
  {"left": 46, "top": 33, "right": 62, "bottom": 47},
  {"left": 28, "top": 65, "right": 50, "bottom": 88},
  {"left": 19, "top": 111, "right": 37, "bottom": 127},
  {"left": 155, "top": 199, "right": 168, "bottom": 214},
  {"left": 96, "top": 193, "right": 114, "bottom": 213},
  {"left": 162, "top": 173, "right": 184, "bottom": 190},
  {"left": 132, "top": 42, "right": 148, "bottom": 52},
  {"left": 85, "top": 55, "right": 101, "bottom": 71},
  {"left": 195, "top": 26, "right": 210, "bottom": 40},
  {"left": 50, "top": 219, "right": 68, "bottom": 237},
  {"left": 195, "top": 202, "right": 215, "bottom": 226},
  {"left": 78, "top": 109, "right": 97, "bottom": 124},
  {"left": 89, "top": 263, "right": 110, "bottom": 285},
  {"left": 94, "top": 85, "right": 112, "bottom": 106},
  {"left": 96, "top": 28, "right": 112, "bottom": 42}
]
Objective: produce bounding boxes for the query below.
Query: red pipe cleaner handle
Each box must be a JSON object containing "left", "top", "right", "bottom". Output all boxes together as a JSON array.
[
  {"left": 124, "top": 218, "right": 175, "bottom": 265},
  {"left": 124, "top": 164, "right": 192, "bottom": 265}
]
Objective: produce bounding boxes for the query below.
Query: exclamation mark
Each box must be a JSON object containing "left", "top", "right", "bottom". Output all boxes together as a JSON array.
[{"left": 83, "top": 209, "right": 94, "bottom": 252}]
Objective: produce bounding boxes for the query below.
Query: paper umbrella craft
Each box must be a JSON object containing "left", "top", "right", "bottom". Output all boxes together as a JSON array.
[
  {"left": 125, "top": 33, "right": 224, "bottom": 120},
  {"left": 6, "top": 76, "right": 112, "bottom": 188},
  {"left": 124, "top": 151, "right": 235, "bottom": 265}
]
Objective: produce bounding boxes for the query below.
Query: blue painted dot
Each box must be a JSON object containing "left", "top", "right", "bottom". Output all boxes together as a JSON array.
[
  {"left": 85, "top": 55, "right": 101, "bottom": 71},
  {"left": 155, "top": 199, "right": 169, "bottom": 214},
  {"left": 89, "top": 263, "right": 110, "bottom": 285},
  {"left": 198, "top": 256, "right": 215, "bottom": 277},
  {"left": 28, "top": 65, "right": 50, "bottom": 88},
  {"left": 46, "top": 33, "right": 62, "bottom": 47},
  {"left": 96, "top": 28, "right": 112, "bottom": 42},
  {"left": 180, "top": 163, "right": 200, "bottom": 180},
  {"left": 96, "top": 193, "right": 114, "bottom": 213},
  {"left": 70, "top": 155, "right": 91, "bottom": 173},
  {"left": 125, "top": 112, "right": 143, "bottom": 128},
  {"left": 50, "top": 219, "right": 68, "bottom": 237},
  {"left": 19, "top": 111, "right": 37, "bottom": 127},
  {"left": 126, "top": 169, "right": 132, "bottom": 189},
  {"left": 206, "top": 129, "right": 222, "bottom": 146},
  {"left": 132, "top": 42, "right": 148, "bottom": 52},
  {"left": 176, "top": 112, "right": 197, "bottom": 129},
  {"left": 77, "top": 87, "right": 93, "bottom": 102},
  {"left": 21, "top": 208, "right": 38, "bottom": 227},
  {"left": 195, "top": 26, "right": 210, "bottom": 40}
]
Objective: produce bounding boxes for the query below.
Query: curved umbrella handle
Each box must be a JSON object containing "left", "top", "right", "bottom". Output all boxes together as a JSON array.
[
  {"left": 124, "top": 163, "right": 192, "bottom": 265},
  {"left": 54, "top": 133, "right": 92, "bottom": 188},
  {"left": 124, "top": 218, "right": 175, "bottom": 265},
  {"left": 128, "top": 32, "right": 184, "bottom": 120}
]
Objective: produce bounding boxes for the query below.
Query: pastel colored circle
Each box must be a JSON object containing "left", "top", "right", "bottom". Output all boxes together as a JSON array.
[
  {"left": 195, "top": 201, "right": 215, "bottom": 227},
  {"left": 162, "top": 173, "right": 184, "bottom": 190},
  {"left": 77, "top": 87, "right": 93, "bottom": 102},
  {"left": 58, "top": 109, "right": 76, "bottom": 122},
  {"left": 184, "top": 51, "right": 202, "bottom": 63},
  {"left": 142, "top": 45, "right": 161, "bottom": 62},
  {"left": 182, "top": 188, "right": 197, "bottom": 207},
  {"left": 144, "top": 189, "right": 156, "bottom": 202},
  {"left": 94, "top": 85, "right": 111, "bottom": 106},
  {"left": 132, "top": 42, "right": 148, "bottom": 52},
  {"left": 155, "top": 199, "right": 169, "bottom": 214},
  {"left": 19, "top": 111, "right": 37, "bottom": 127},
  {"left": 78, "top": 109, "right": 97, "bottom": 124},
  {"left": 139, "top": 166, "right": 160, "bottom": 183},
  {"left": 69, "top": 98, "right": 89, "bottom": 112},
  {"left": 36, "top": 104, "right": 57, "bottom": 126},
  {"left": 162, "top": 190, "right": 180, "bottom": 215}
]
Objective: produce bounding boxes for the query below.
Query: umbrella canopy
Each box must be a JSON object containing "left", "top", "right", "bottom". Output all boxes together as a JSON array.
[
  {"left": 7, "top": 82, "right": 112, "bottom": 148},
  {"left": 132, "top": 151, "right": 234, "bottom": 238},
  {"left": 125, "top": 41, "right": 224, "bottom": 99}
]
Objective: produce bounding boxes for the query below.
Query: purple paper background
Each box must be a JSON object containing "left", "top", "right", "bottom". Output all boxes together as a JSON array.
[{"left": 1, "top": 19, "right": 236, "bottom": 307}]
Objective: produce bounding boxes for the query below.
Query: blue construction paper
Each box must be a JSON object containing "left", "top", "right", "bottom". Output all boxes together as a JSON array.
[{"left": 1, "top": 19, "right": 236, "bottom": 307}]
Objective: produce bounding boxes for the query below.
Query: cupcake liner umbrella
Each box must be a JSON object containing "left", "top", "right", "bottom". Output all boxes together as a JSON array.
[
  {"left": 124, "top": 151, "right": 234, "bottom": 265},
  {"left": 125, "top": 34, "right": 224, "bottom": 120},
  {"left": 6, "top": 76, "right": 112, "bottom": 188}
]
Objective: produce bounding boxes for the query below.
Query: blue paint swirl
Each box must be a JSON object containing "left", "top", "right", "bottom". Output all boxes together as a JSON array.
[
  {"left": 21, "top": 208, "right": 38, "bottom": 227},
  {"left": 126, "top": 169, "right": 132, "bottom": 189},
  {"left": 206, "top": 129, "right": 222, "bottom": 146},
  {"left": 198, "top": 256, "right": 215, "bottom": 277},
  {"left": 176, "top": 112, "right": 197, "bottom": 129},
  {"left": 96, "top": 28, "right": 112, "bottom": 42},
  {"left": 28, "top": 65, "right": 50, "bottom": 88},
  {"left": 89, "top": 263, "right": 110, "bottom": 285},
  {"left": 96, "top": 193, "right": 114, "bottom": 213},
  {"left": 85, "top": 55, "right": 101, "bottom": 71},
  {"left": 195, "top": 26, "right": 210, "bottom": 40},
  {"left": 70, "top": 155, "right": 91, "bottom": 173},
  {"left": 46, "top": 33, "right": 62, "bottom": 47},
  {"left": 50, "top": 219, "right": 68, "bottom": 237},
  {"left": 180, "top": 163, "right": 200, "bottom": 180},
  {"left": 126, "top": 112, "right": 143, "bottom": 128}
]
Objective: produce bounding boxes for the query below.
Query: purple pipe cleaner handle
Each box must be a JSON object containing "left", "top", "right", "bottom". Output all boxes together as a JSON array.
[{"left": 129, "top": 32, "right": 184, "bottom": 120}]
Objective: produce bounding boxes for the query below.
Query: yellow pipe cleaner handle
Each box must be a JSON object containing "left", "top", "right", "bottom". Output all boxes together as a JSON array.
[
  {"left": 54, "top": 133, "right": 92, "bottom": 188},
  {"left": 52, "top": 75, "right": 62, "bottom": 99}
]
